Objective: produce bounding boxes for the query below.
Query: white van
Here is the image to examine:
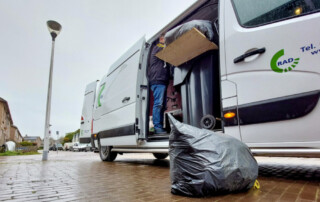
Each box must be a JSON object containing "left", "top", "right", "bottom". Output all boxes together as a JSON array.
[
  {"left": 81, "top": 0, "right": 320, "bottom": 161},
  {"left": 79, "top": 81, "right": 98, "bottom": 144}
]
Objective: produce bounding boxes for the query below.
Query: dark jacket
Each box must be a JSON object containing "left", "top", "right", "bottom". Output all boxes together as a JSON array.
[{"left": 148, "top": 44, "right": 170, "bottom": 85}]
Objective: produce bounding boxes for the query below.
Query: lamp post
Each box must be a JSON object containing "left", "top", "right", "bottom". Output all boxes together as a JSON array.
[{"left": 42, "top": 20, "right": 62, "bottom": 161}]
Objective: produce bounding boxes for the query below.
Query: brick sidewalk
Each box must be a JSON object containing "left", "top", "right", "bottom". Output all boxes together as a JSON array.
[{"left": 0, "top": 152, "right": 319, "bottom": 201}]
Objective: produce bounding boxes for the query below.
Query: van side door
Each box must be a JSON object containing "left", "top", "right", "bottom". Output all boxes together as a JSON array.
[
  {"left": 93, "top": 37, "right": 146, "bottom": 146},
  {"left": 222, "top": 0, "right": 320, "bottom": 147}
]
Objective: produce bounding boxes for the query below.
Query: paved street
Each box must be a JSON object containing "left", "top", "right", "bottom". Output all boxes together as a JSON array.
[{"left": 0, "top": 151, "right": 319, "bottom": 202}]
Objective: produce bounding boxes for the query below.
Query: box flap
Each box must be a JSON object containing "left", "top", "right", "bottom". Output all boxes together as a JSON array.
[{"left": 156, "top": 28, "right": 218, "bottom": 67}]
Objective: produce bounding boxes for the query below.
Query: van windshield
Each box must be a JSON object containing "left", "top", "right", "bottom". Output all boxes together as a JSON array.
[{"left": 232, "top": 0, "right": 320, "bottom": 27}]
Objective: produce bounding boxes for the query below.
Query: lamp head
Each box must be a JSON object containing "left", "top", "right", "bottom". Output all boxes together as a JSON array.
[{"left": 47, "top": 20, "right": 62, "bottom": 41}]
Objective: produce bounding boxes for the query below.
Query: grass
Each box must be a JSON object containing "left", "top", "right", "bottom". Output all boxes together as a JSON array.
[{"left": 0, "top": 151, "right": 40, "bottom": 156}]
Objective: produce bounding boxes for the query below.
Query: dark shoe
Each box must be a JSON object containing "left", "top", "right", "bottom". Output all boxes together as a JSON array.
[
  {"left": 149, "top": 127, "right": 155, "bottom": 133},
  {"left": 154, "top": 127, "right": 167, "bottom": 134}
]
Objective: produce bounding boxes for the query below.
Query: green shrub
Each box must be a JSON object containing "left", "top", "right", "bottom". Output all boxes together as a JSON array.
[
  {"left": 0, "top": 151, "right": 40, "bottom": 156},
  {"left": 20, "top": 141, "right": 33, "bottom": 146}
]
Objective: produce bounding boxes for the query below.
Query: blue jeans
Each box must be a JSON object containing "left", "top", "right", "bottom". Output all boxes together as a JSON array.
[{"left": 151, "top": 84, "right": 167, "bottom": 129}]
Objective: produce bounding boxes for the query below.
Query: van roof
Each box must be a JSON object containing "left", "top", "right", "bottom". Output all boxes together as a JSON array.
[{"left": 147, "top": 0, "right": 207, "bottom": 43}]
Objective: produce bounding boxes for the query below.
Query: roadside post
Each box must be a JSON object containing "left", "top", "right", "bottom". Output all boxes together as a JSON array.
[{"left": 56, "top": 131, "right": 59, "bottom": 154}]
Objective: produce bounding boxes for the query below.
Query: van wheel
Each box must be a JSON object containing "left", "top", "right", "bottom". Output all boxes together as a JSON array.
[
  {"left": 99, "top": 146, "right": 117, "bottom": 162},
  {"left": 153, "top": 153, "right": 168, "bottom": 160}
]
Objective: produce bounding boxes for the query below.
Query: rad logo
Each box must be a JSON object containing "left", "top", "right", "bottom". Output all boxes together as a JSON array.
[{"left": 270, "top": 49, "right": 300, "bottom": 73}]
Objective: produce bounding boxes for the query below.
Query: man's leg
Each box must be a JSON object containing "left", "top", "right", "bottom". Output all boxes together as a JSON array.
[
  {"left": 151, "top": 84, "right": 167, "bottom": 133},
  {"left": 160, "top": 86, "right": 167, "bottom": 128}
]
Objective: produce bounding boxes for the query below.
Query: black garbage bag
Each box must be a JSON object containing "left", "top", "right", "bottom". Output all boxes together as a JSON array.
[
  {"left": 168, "top": 114, "right": 258, "bottom": 197},
  {"left": 165, "top": 20, "right": 214, "bottom": 46}
]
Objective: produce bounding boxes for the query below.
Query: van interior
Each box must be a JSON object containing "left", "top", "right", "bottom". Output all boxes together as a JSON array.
[{"left": 146, "top": 0, "right": 222, "bottom": 141}]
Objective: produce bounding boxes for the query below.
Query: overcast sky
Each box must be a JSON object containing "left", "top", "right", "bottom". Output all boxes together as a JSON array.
[{"left": 0, "top": 0, "right": 196, "bottom": 139}]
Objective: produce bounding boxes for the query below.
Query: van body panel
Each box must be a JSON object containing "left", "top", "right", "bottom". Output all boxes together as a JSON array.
[
  {"left": 223, "top": 0, "right": 320, "bottom": 146},
  {"left": 241, "top": 99, "right": 320, "bottom": 145},
  {"left": 229, "top": 72, "right": 320, "bottom": 105},
  {"left": 93, "top": 37, "right": 146, "bottom": 146},
  {"left": 135, "top": 43, "right": 150, "bottom": 140},
  {"left": 224, "top": 126, "right": 241, "bottom": 141},
  {"left": 100, "top": 135, "right": 136, "bottom": 146},
  {"left": 218, "top": 0, "right": 227, "bottom": 78},
  {"left": 107, "top": 37, "right": 146, "bottom": 76},
  {"left": 221, "top": 80, "right": 237, "bottom": 99},
  {"left": 225, "top": 1, "right": 320, "bottom": 75},
  {"left": 80, "top": 81, "right": 97, "bottom": 143}
]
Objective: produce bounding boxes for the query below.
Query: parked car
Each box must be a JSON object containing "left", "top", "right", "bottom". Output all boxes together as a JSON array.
[
  {"left": 49, "top": 143, "right": 63, "bottom": 151},
  {"left": 63, "top": 142, "right": 73, "bottom": 151},
  {"left": 49, "top": 144, "right": 56, "bottom": 151},
  {"left": 72, "top": 142, "right": 79, "bottom": 152},
  {"left": 56, "top": 143, "right": 63, "bottom": 151},
  {"left": 85, "top": 143, "right": 93, "bottom": 152},
  {"left": 72, "top": 142, "right": 86, "bottom": 152},
  {"left": 78, "top": 143, "right": 87, "bottom": 152}
]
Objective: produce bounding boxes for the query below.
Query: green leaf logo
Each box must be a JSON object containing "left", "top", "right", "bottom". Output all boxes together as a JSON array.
[
  {"left": 270, "top": 49, "right": 300, "bottom": 73},
  {"left": 98, "top": 83, "right": 106, "bottom": 107}
]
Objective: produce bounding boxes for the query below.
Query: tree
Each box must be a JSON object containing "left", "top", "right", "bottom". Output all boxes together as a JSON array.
[
  {"left": 62, "top": 129, "right": 80, "bottom": 145},
  {"left": 63, "top": 137, "right": 70, "bottom": 143}
]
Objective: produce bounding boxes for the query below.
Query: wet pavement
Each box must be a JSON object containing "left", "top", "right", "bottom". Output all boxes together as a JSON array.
[{"left": 0, "top": 151, "right": 319, "bottom": 201}]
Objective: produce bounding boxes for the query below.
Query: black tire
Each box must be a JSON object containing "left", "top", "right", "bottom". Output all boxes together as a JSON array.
[
  {"left": 99, "top": 146, "right": 117, "bottom": 162},
  {"left": 98, "top": 137, "right": 117, "bottom": 162},
  {"left": 153, "top": 153, "right": 169, "bottom": 160}
]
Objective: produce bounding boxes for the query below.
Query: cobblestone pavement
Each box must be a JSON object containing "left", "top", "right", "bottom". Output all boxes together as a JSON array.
[{"left": 0, "top": 151, "right": 319, "bottom": 202}]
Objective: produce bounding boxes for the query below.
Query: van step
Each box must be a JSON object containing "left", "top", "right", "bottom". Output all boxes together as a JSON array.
[
  {"left": 251, "top": 148, "right": 320, "bottom": 157},
  {"left": 148, "top": 133, "right": 170, "bottom": 140},
  {"left": 112, "top": 148, "right": 168, "bottom": 153}
]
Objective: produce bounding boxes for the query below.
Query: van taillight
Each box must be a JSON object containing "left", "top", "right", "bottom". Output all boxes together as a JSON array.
[
  {"left": 81, "top": 116, "right": 84, "bottom": 121},
  {"left": 91, "top": 119, "right": 93, "bottom": 135}
]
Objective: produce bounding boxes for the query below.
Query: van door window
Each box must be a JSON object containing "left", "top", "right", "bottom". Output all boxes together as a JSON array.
[{"left": 232, "top": 0, "right": 320, "bottom": 27}]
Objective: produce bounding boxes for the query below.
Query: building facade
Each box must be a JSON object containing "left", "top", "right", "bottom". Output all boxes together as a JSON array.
[
  {"left": 10, "top": 125, "right": 23, "bottom": 143},
  {"left": 0, "top": 98, "right": 13, "bottom": 147},
  {"left": 24, "top": 135, "right": 42, "bottom": 148}
]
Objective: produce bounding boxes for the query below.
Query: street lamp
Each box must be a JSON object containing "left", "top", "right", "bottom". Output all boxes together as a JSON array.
[{"left": 42, "top": 20, "right": 62, "bottom": 161}]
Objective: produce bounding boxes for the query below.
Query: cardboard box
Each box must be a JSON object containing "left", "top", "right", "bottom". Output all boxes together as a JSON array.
[{"left": 156, "top": 28, "right": 218, "bottom": 67}]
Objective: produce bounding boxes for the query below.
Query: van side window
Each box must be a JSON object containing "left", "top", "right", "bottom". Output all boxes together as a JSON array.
[{"left": 232, "top": 0, "right": 320, "bottom": 27}]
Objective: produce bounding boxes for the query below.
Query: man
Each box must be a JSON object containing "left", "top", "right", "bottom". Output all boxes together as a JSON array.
[{"left": 148, "top": 34, "right": 170, "bottom": 134}]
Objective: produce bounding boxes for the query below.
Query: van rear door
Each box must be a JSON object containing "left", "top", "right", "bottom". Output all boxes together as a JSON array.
[
  {"left": 80, "top": 81, "right": 98, "bottom": 144},
  {"left": 222, "top": 0, "right": 320, "bottom": 147},
  {"left": 93, "top": 37, "right": 146, "bottom": 146}
]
